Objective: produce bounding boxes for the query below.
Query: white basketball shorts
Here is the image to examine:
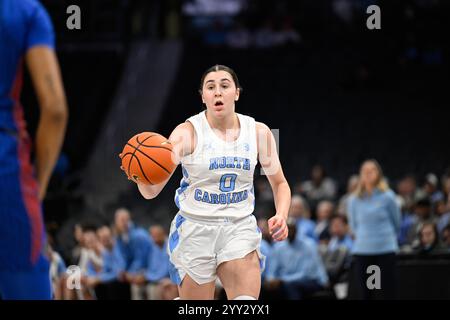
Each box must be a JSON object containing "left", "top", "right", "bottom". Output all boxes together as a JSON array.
[{"left": 167, "top": 212, "right": 266, "bottom": 285}]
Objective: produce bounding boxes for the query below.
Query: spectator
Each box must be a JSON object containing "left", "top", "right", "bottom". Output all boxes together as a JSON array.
[
  {"left": 319, "top": 215, "right": 353, "bottom": 291},
  {"left": 398, "top": 209, "right": 416, "bottom": 248},
  {"left": 77, "top": 226, "right": 103, "bottom": 300},
  {"left": 82, "top": 226, "right": 129, "bottom": 300},
  {"left": 421, "top": 173, "right": 444, "bottom": 208},
  {"left": 264, "top": 218, "right": 328, "bottom": 300},
  {"left": 442, "top": 176, "right": 450, "bottom": 198},
  {"left": 348, "top": 159, "right": 400, "bottom": 300},
  {"left": 145, "top": 225, "right": 178, "bottom": 300},
  {"left": 414, "top": 223, "right": 447, "bottom": 256},
  {"left": 257, "top": 218, "right": 272, "bottom": 281},
  {"left": 315, "top": 200, "right": 335, "bottom": 243},
  {"left": 396, "top": 174, "right": 424, "bottom": 213},
  {"left": 114, "top": 208, "right": 153, "bottom": 275},
  {"left": 47, "top": 244, "right": 68, "bottom": 300},
  {"left": 406, "top": 198, "right": 437, "bottom": 248},
  {"left": 435, "top": 199, "right": 450, "bottom": 236},
  {"left": 71, "top": 223, "right": 84, "bottom": 266},
  {"left": 301, "top": 165, "right": 337, "bottom": 213},
  {"left": 397, "top": 180, "right": 418, "bottom": 247},
  {"left": 328, "top": 215, "right": 353, "bottom": 253},
  {"left": 113, "top": 208, "right": 154, "bottom": 299},
  {"left": 442, "top": 224, "right": 450, "bottom": 251},
  {"left": 289, "top": 195, "right": 317, "bottom": 242},
  {"left": 78, "top": 226, "right": 103, "bottom": 276},
  {"left": 337, "top": 174, "right": 359, "bottom": 216}
]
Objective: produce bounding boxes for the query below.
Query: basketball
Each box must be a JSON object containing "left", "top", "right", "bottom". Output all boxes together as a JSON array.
[{"left": 120, "top": 132, "right": 176, "bottom": 185}]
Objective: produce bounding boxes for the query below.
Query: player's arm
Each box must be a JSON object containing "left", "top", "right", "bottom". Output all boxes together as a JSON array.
[
  {"left": 134, "top": 122, "right": 195, "bottom": 199},
  {"left": 256, "top": 122, "right": 291, "bottom": 241},
  {"left": 26, "top": 46, "right": 68, "bottom": 201}
]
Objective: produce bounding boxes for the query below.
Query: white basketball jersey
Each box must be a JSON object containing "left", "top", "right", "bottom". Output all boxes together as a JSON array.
[{"left": 174, "top": 110, "right": 258, "bottom": 219}]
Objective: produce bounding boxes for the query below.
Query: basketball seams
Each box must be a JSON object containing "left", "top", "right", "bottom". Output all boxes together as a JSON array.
[
  {"left": 126, "top": 142, "right": 171, "bottom": 174},
  {"left": 139, "top": 145, "right": 173, "bottom": 152},
  {"left": 136, "top": 134, "right": 158, "bottom": 145},
  {"left": 127, "top": 134, "right": 157, "bottom": 181},
  {"left": 136, "top": 134, "right": 174, "bottom": 151},
  {"left": 125, "top": 153, "right": 134, "bottom": 181},
  {"left": 133, "top": 155, "right": 154, "bottom": 184},
  {"left": 122, "top": 132, "right": 175, "bottom": 184}
]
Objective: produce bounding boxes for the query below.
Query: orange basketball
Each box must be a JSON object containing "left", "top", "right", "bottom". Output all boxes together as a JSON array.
[{"left": 120, "top": 132, "right": 176, "bottom": 185}]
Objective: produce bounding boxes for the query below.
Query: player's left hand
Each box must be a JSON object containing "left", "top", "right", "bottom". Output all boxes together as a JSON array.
[{"left": 268, "top": 215, "right": 288, "bottom": 242}]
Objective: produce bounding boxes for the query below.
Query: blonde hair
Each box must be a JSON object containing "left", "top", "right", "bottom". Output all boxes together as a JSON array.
[{"left": 354, "top": 159, "right": 389, "bottom": 197}]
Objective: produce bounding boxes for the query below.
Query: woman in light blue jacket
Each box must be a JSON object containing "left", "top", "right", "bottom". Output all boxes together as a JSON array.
[{"left": 348, "top": 159, "right": 401, "bottom": 300}]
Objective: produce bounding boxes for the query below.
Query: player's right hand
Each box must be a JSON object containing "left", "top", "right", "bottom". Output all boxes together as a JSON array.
[
  {"left": 268, "top": 215, "right": 288, "bottom": 242},
  {"left": 119, "top": 153, "right": 139, "bottom": 183}
]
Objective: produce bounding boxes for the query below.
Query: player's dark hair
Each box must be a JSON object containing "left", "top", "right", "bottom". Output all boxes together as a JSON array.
[{"left": 199, "top": 64, "right": 243, "bottom": 94}]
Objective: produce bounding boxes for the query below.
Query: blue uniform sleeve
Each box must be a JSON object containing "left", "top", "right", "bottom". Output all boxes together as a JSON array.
[{"left": 25, "top": 1, "right": 55, "bottom": 51}]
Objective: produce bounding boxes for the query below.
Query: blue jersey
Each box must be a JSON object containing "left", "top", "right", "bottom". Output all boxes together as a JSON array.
[{"left": 0, "top": 0, "right": 54, "bottom": 273}]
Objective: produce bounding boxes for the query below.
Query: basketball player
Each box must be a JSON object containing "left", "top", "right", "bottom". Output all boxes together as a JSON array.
[
  {"left": 0, "top": 0, "right": 68, "bottom": 299},
  {"left": 122, "top": 65, "right": 290, "bottom": 300}
]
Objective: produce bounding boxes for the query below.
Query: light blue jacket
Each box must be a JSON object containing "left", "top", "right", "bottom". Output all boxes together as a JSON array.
[
  {"left": 86, "top": 243, "right": 126, "bottom": 282},
  {"left": 348, "top": 189, "right": 401, "bottom": 254},
  {"left": 266, "top": 237, "right": 328, "bottom": 286},
  {"left": 115, "top": 223, "right": 154, "bottom": 274},
  {"left": 145, "top": 241, "right": 170, "bottom": 282}
]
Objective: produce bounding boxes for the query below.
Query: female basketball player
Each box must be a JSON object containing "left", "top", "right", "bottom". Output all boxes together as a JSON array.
[
  {"left": 122, "top": 65, "right": 291, "bottom": 300},
  {"left": 0, "top": 0, "right": 68, "bottom": 299}
]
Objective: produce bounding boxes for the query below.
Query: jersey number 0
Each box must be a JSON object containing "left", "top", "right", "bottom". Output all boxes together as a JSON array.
[{"left": 219, "top": 174, "right": 237, "bottom": 192}]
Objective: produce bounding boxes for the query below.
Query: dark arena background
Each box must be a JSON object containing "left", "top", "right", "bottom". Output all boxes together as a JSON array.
[{"left": 4, "top": 0, "right": 450, "bottom": 302}]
